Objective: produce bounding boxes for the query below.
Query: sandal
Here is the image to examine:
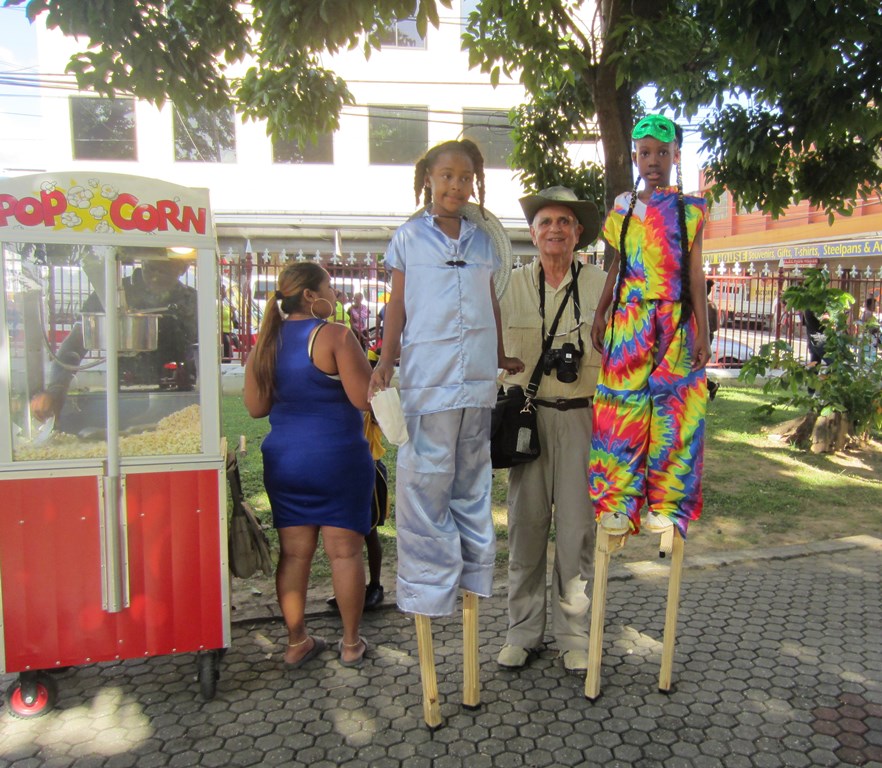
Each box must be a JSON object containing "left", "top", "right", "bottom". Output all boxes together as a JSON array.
[
  {"left": 338, "top": 636, "right": 368, "bottom": 668},
  {"left": 284, "top": 636, "right": 326, "bottom": 669}
]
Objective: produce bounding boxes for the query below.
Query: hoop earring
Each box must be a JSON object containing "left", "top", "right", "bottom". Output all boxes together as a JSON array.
[{"left": 310, "top": 297, "right": 334, "bottom": 319}]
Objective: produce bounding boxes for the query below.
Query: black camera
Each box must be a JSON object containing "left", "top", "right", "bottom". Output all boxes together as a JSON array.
[{"left": 542, "top": 342, "right": 582, "bottom": 383}]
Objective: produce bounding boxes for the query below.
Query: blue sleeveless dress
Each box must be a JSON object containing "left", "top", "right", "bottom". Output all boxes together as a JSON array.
[{"left": 261, "top": 319, "right": 373, "bottom": 534}]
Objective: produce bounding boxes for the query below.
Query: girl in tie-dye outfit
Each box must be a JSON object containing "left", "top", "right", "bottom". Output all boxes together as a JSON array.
[{"left": 588, "top": 115, "right": 710, "bottom": 540}]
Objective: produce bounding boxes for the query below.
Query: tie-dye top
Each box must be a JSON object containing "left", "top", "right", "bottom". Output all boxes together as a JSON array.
[{"left": 602, "top": 187, "right": 707, "bottom": 303}]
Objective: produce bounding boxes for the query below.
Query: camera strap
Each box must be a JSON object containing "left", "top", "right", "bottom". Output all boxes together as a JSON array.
[
  {"left": 538, "top": 261, "right": 585, "bottom": 355},
  {"left": 525, "top": 263, "right": 581, "bottom": 400}
]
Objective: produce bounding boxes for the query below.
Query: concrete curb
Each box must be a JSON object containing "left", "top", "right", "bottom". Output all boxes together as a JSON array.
[{"left": 230, "top": 534, "right": 881, "bottom": 626}]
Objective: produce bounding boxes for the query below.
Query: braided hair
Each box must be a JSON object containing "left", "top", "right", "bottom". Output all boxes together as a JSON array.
[
  {"left": 413, "top": 139, "right": 486, "bottom": 216},
  {"left": 610, "top": 179, "right": 640, "bottom": 327},
  {"left": 674, "top": 156, "right": 693, "bottom": 329},
  {"left": 607, "top": 123, "right": 691, "bottom": 354}
]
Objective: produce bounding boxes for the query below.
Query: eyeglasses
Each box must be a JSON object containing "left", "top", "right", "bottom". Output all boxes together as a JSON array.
[{"left": 632, "top": 115, "right": 677, "bottom": 143}]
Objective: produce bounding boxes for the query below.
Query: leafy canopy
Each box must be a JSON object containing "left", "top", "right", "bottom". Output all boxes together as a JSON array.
[
  {"left": 464, "top": 0, "right": 882, "bottom": 218},
  {"left": 8, "top": 0, "right": 453, "bottom": 141},
  {"left": 8, "top": 0, "right": 882, "bottom": 219}
]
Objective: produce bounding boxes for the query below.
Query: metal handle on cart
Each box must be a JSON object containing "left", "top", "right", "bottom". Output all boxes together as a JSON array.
[
  {"left": 99, "top": 474, "right": 130, "bottom": 612},
  {"left": 99, "top": 255, "right": 130, "bottom": 613}
]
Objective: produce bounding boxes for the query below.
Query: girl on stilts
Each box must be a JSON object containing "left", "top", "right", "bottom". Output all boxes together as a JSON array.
[
  {"left": 371, "top": 138, "right": 522, "bottom": 614},
  {"left": 370, "top": 139, "right": 522, "bottom": 724},
  {"left": 589, "top": 114, "right": 710, "bottom": 540}
]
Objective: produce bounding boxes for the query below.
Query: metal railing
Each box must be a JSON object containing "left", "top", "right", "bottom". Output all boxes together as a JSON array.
[
  {"left": 192, "top": 255, "right": 882, "bottom": 368},
  {"left": 221, "top": 255, "right": 391, "bottom": 363},
  {"left": 709, "top": 269, "right": 881, "bottom": 367}
]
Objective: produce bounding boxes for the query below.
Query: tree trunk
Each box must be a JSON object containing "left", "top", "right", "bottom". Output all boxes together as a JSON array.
[
  {"left": 810, "top": 412, "right": 852, "bottom": 454},
  {"left": 769, "top": 411, "right": 853, "bottom": 453},
  {"left": 593, "top": 0, "right": 639, "bottom": 269}
]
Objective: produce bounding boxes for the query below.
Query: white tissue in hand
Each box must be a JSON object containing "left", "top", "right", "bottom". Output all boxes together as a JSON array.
[{"left": 371, "top": 388, "right": 408, "bottom": 446}]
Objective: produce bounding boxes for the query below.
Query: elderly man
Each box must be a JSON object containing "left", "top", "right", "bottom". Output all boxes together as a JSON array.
[{"left": 497, "top": 186, "right": 605, "bottom": 673}]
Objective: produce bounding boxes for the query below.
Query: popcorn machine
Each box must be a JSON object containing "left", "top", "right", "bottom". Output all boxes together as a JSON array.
[{"left": 0, "top": 173, "right": 229, "bottom": 717}]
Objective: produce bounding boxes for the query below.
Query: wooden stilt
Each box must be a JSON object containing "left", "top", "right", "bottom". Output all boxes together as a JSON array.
[
  {"left": 414, "top": 614, "right": 442, "bottom": 729},
  {"left": 462, "top": 591, "right": 480, "bottom": 709},
  {"left": 658, "top": 531, "right": 685, "bottom": 692},
  {"left": 584, "top": 526, "right": 626, "bottom": 701},
  {"left": 659, "top": 526, "right": 675, "bottom": 556}
]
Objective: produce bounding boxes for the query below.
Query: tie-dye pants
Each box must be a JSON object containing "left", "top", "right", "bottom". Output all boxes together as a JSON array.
[{"left": 589, "top": 300, "right": 707, "bottom": 539}]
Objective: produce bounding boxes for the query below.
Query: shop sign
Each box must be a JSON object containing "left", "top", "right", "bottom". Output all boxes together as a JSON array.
[
  {"left": 0, "top": 172, "right": 214, "bottom": 248},
  {"left": 706, "top": 237, "right": 882, "bottom": 265}
]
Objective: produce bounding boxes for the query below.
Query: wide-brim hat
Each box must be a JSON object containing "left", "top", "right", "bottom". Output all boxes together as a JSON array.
[
  {"left": 519, "top": 186, "right": 601, "bottom": 250},
  {"left": 409, "top": 202, "right": 513, "bottom": 299}
]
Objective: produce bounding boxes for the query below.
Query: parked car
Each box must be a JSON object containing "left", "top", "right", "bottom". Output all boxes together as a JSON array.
[{"left": 710, "top": 334, "right": 755, "bottom": 367}]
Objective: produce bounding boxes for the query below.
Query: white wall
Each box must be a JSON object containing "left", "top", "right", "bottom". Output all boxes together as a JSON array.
[{"left": 30, "top": 5, "right": 537, "bottom": 224}]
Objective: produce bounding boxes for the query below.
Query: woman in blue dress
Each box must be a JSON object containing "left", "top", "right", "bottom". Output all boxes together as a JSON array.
[{"left": 245, "top": 262, "right": 374, "bottom": 668}]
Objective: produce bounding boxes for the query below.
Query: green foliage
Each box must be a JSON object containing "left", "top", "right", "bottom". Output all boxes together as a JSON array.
[
  {"left": 508, "top": 93, "right": 605, "bottom": 204},
  {"left": 695, "top": 0, "right": 882, "bottom": 218},
  {"left": 740, "top": 269, "right": 882, "bottom": 439},
  {"left": 10, "top": 0, "right": 882, "bottom": 218},
  {"left": 8, "top": 0, "right": 452, "bottom": 144},
  {"left": 466, "top": 0, "right": 882, "bottom": 219},
  {"left": 17, "top": 0, "right": 251, "bottom": 110}
]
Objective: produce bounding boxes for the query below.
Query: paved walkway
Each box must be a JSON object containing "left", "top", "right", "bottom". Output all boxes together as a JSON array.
[{"left": 2, "top": 535, "right": 880, "bottom": 768}]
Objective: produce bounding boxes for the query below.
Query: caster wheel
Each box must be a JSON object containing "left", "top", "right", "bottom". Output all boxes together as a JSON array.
[
  {"left": 5, "top": 672, "right": 58, "bottom": 719},
  {"left": 197, "top": 650, "right": 221, "bottom": 700}
]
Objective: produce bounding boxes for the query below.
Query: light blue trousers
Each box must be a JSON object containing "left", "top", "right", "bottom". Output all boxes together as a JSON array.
[{"left": 395, "top": 408, "right": 496, "bottom": 616}]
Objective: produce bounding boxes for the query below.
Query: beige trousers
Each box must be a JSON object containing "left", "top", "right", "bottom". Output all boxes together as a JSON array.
[{"left": 504, "top": 405, "right": 595, "bottom": 652}]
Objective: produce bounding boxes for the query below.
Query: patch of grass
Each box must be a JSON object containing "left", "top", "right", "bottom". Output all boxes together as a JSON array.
[
  {"left": 223, "top": 385, "right": 882, "bottom": 582},
  {"left": 697, "top": 382, "right": 882, "bottom": 554}
]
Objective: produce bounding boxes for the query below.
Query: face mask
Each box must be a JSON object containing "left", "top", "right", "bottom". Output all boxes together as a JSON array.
[{"left": 632, "top": 114, "right": 677, "bottom": 143}]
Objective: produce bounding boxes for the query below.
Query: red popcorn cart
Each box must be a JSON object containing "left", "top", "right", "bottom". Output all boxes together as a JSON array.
[{"left": 0, "top": 172, "right": 229, "bottom": 717}]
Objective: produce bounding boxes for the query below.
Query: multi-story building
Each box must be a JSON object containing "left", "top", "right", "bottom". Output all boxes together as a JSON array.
[{"left": 2, "top": 3, "right": 588, "bottom": 263}]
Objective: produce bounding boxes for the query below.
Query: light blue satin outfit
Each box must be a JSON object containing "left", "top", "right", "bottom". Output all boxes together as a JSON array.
[{"left": 386, "top": 210, "right": 500, "bottom": 616}]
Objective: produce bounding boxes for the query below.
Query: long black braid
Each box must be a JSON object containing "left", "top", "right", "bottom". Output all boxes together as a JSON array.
[
  {"left": 675, "top": 157, "right": 693, "bottom": 328},
  {"left": 609, "top": 180, "right": 639, "bottom": 331},
  {"left": 413, "top": 139, "right": 486, "bottom": 216}
]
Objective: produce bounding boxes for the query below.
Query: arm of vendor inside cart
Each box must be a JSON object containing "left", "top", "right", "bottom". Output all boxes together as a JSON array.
[{"left": 29, "top": 293, "right": 100, "bottom": 421}]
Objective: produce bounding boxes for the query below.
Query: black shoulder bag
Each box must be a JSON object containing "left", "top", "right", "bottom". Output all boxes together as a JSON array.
[{"left": 491, "top": 264, "right": 581, "bottom": 469}]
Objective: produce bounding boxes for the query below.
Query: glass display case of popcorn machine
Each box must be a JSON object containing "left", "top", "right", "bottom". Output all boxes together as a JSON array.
[{"left": 0, "top": 173, "right": 228, "bottom": 717}]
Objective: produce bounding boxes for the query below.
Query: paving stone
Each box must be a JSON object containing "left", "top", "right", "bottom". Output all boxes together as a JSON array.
[{"left": 2, "top": 538, "right": 880, "bottom": 768}]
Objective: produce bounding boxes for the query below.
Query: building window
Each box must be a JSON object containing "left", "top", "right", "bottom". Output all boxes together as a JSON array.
[
  {"left": 70, "top": 97, "right": 137, "bottom": 161},
  {"left": 369, "top": 106, "right": 428, "bottom": 165},
  {"left": 709, "top": 190, "right": 731, "bottom": 222},
  {"left": 272, "top": 133, "right": 334, "bottom": 164},
  {"left": 173, "top": 105, "right": 237, "bottom": 163},
  {"left": 736, "top": 196, "right": 760, "bottom": 216},
  {"left": 461, "top": 0, "right": 480, "bottom": 28},
  {"left": 462, "top": 109, "right": 514, "bottom": 169},
  {"left": 378, "top": 5, "right": 426, "bottom": 48}
]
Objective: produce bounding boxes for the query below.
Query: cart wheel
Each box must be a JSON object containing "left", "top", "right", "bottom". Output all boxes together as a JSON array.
[
  {"left": 197, "top": 650, "right": 221, "bottom": 700},
  {"left": 5, "top": 672, "right": 58, "bottom": 719}
]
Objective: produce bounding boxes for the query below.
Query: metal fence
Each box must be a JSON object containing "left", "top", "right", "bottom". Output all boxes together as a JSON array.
[
  {"left": 222, "top": 256, "right": 881, "bottom": 368},
  {"left": 708, "top": 268, "right": 881, "bottom": 368},
  {"left": 221, "top": 254, "right": 392, "bottom": 362}
]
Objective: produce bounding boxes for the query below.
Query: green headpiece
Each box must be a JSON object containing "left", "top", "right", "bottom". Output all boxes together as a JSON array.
[{"left": 632, "top": 114, "right": 678, "bottom": 144}]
